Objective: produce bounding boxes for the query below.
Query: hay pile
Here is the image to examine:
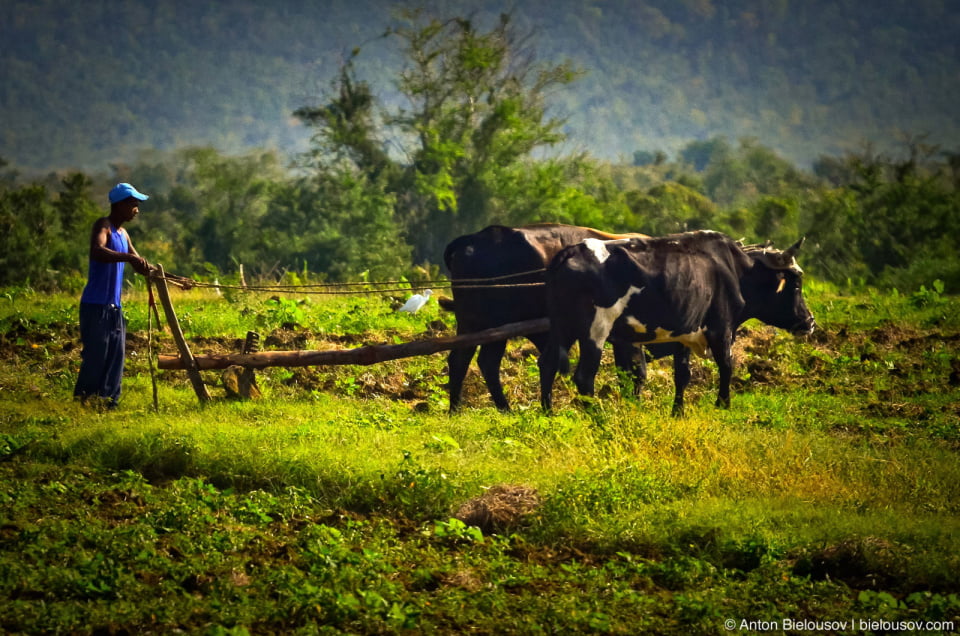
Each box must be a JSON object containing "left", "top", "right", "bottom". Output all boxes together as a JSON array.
[{"left": 454, "top": 484, "right": 541, "bottom": 534}]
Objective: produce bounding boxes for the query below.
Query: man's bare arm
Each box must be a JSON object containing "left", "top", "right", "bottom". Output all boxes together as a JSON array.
[{"left": 89, "top": 219, "right": 149, "bottom": 274}]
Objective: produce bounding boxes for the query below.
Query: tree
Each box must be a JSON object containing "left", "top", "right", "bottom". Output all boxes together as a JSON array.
[
  {"left": 803, "top": 141, "right": 960, "bottom": 290},
  {"left": 296, "top": 10, "right": 580, "bottom": 262},
  {"left": 53, "top": 173, "right": 101, "bottom": 272},
  {"left": 632, "top": 149, "right": 667, "bottom": 167},
  {"left": 294, "top": 63, "right": 395, "bottom": 183},
  {"left": 0, "top": 184, "right": 63, "bottom": 287},
  {"left": 625, "top": 181, "right": 717, "bottom": 235},
  {"left": 699, "top": 138, "right": 813, "bottom": 207},
  {"left": 680, "top": 137, "right": 732, "bottom": 172},
  {"left": 176, "top": 148, "right": 284, "bottom": 275},
  {"left": 259, "top": 169, "right": 410, "bottom": 281}
]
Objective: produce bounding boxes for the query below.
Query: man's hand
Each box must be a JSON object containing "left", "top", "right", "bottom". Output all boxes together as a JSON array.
[{"left": 129, "top": 255, "right": 151, "bottom": 276}]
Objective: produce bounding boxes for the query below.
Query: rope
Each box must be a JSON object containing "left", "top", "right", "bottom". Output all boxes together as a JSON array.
[
  {"left": 450, "top": 282, "right": 546, "bottom": 289},
  {"left": 224, "top": 267, "right": 545, "bottom": 288},
  {"left": 188, "top": 280, "right": 455, "bottom": 295},
  {"left": 446, "top": 268, "right": 547, "bottom": 284},
  {"left": 148, "top": 267, "right": 549, "bottom": 296}
]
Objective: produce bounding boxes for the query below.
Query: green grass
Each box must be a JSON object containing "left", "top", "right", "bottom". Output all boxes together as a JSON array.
[{"left": 1, "top": 282, "right": 959, "bottom": 633}]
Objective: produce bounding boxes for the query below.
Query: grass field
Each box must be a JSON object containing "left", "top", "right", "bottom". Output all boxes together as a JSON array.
[{"left": 1, "top": 281, "right": 959, "bottom": 634}]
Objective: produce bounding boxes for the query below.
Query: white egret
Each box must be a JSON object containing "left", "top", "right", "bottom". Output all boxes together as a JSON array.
[{"left": 397, "top": 289, "right": 433, "bottom": 313}]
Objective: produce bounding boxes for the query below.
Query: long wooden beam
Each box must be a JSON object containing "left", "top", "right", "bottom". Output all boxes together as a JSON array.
[{"left": 157, "top": 318, "right": 550, "bottom": 371}]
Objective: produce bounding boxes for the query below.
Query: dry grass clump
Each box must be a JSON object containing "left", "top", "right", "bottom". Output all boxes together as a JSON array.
[
  {"left": 454, "top": 484, "right": 541, "bottom": 534},
  {"left": 442, "top": 568, "right": 484, "bottom": 592}
]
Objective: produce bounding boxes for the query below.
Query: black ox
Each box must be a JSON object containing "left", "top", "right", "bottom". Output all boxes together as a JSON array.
[
  {"left": 538, "top": 230, "right": 816, "bottom": 414},
  {"left": 442, "top": 224, "right": 648, "bottom": 412}
]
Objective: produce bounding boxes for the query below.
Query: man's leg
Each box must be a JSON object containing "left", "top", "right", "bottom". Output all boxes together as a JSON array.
[
  {"left": 100, "top": 306, "right": 126, "bottom": 407},
  {"left": 74, "top": 304, "right": 125, "bottom": 406},
  {"left": 74, "top": 303, "right": 108, "bottom": 401}
]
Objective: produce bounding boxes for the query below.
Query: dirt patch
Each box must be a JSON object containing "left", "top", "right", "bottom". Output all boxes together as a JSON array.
[
  {"left": 868, "top": 322, "right": 918, "bottom": 345},
  {"left": 319, "top": 332, "right": 366, "bottom": 346},
  {"left": 0, "top": 319, "right": 75, "bottom": 359},
  {"left": 263, "top": 328, "right": 310, "bottom": 350}
]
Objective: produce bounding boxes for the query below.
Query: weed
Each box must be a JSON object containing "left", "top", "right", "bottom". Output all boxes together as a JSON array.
[
  {"left": 261, "top": 296, "right": 306, "bottom": 329},
  {"left": 910, "top": 280, "right": 947, "bottom": 308},
  {"left": 431, "top": 518, "right": 485, "bottom": 545}
]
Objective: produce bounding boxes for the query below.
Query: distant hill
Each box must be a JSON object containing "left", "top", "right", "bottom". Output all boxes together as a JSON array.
[{"left": 3, "top": 0, "right": 959, "bottom": 174}]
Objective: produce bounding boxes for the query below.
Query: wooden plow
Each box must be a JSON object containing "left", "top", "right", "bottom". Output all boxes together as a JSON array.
[{"left": 148, "top": 268, "right": 548, "bottom": 403}]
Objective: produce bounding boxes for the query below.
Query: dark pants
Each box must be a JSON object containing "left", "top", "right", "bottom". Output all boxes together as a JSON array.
[{"left": 74, "top": 303, "right": 126, "bottom": 406}]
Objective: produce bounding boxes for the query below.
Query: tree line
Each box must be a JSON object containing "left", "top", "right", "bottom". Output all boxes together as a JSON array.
[
  {"left": 2, "top": 11, "right": 958, "bottom": 293},
  {"left": 3, "top": 136, "right": 957, "bottom": 294}
]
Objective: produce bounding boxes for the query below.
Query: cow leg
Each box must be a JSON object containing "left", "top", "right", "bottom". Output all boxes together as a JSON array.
[
  {"left": 573, "top": 339, "right": 603, "bottom": 398},
  {"left": 671, "top": 347, "right": 692, "bottom": 417},
  {"left": 529, "top": 332, "right": 570, "bottom": 375},
  {"left": 538, "top": 332, "right": 573, "bottom": 412},
  {"left": 708, "top": 330, "right": 735, "bottom": 408},
  {"left": 613, "top": 341, "right": 646, "bottom": 397},
  {"left": 447, "top": 345, "right": 477, "bottom": 413},
  {"left": 478, "top": 341, "right": 511, "bottom": 411}
]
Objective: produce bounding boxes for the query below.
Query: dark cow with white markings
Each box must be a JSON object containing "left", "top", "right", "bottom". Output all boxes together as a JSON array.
[
  {"left": 539, "top": 230, "right": 816, "bottom": 414},
  {"left": 443, "top": 224, "right": 649, "bottom": 412}
]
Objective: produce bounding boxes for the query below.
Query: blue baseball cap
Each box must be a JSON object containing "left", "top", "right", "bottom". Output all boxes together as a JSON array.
[{"left": 108, "top": 182, "right": 149, "bottom": 204}]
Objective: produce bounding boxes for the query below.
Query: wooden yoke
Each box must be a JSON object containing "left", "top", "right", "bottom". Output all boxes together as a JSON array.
[{"left": 152, "top": 265, "right": 211, "bottom": 402}]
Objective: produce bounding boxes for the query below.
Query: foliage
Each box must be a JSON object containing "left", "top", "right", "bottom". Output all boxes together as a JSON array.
[
  {"left": 109, "top": 147, "right": 410, "bottom": 281},
  {"left": 805, "top": 141, "right": 960, "bottom": 289},
  {"left": 261, "top": 168, "right": 411, "bottom": 281},
  {"left": 0, "top": 174, "right": 102, "bottom": 289},
  {"left": 296, "top": 10, "right": 581, "bottom": 261},
  {"left": 626, "top": 181, "right": 717, "bottom": 235},
  {"left": 629, "top": 137, "right": 960, "bottom": 290},
  {"left": 4, "top": 131, "right": 960, "bottom": 293}
]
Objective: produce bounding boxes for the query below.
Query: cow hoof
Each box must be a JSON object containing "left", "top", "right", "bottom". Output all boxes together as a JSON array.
[{"left": 574, "top": 395, "right": 599, "bottom": 411}]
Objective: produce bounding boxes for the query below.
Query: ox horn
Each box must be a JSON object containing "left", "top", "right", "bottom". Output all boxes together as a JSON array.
[{"left": 784, "top": 237, "right": 805, "bottom": 258}]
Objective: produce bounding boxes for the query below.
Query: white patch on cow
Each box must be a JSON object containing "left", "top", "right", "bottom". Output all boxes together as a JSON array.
[
  {"left": 625, "top": 318, "right": 710, "bottom": 358},
  {"left": 589, "top": 285, "right": 644, "bottom": 349},
  {"left": 583, "top": 238, "right": 611, "bottom": 263},
  {"left": 583, "top": 237, "right": 637, "bottom": 264}
]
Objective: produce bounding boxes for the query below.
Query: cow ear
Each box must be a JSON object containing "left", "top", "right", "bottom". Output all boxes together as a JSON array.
[{"left": 775, "top": 272, "right": 786, "bottom": 294}]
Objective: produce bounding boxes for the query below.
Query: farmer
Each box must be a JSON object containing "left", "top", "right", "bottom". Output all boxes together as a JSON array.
[{"left": 74, "top": 183, "right": 152, "bottom": 408}]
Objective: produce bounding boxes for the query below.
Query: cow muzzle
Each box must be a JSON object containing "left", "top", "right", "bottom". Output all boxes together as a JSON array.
[{"left": 792, "top": 317, "right": 817, "bottom": 336}]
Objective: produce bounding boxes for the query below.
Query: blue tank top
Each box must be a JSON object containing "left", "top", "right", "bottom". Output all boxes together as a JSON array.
[{"left": 81, "top": 225, "right": 128, "bottom": 306}]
